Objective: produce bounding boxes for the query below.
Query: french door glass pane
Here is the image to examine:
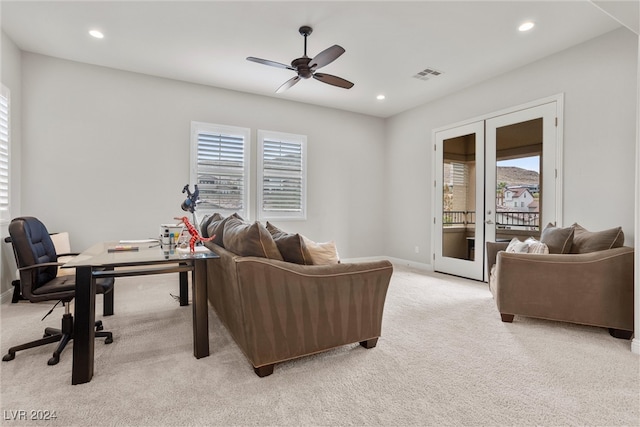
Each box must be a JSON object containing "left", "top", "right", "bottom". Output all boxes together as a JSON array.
[
  {"left": 442, "top": 133, "right": 476, "bottom": 261},
  {"left": 494, "top": 118, "right": 542, "bottom": 240}
]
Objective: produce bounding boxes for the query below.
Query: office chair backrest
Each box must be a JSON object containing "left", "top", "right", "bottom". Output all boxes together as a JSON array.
[{"left": 8, "top": 217, "right": 59, "bottom": 290}]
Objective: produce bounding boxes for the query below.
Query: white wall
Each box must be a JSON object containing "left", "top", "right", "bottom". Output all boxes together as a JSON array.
[
  {"left": 1, "top": 31, "right": 22, "bottom": 298},
  {"left": 10, "top": 27, "right": 640, "bottom": 267},
  {"left": 20, "top": 53, "right": 387, "bottom": 258},
  {"left": 385, "top": 27, "right": 638, "bottom": 265}
]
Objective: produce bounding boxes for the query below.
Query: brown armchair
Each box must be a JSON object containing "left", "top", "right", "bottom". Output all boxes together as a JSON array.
[{"left": 486, "top": 241, "right": 634, "bottom": 339}]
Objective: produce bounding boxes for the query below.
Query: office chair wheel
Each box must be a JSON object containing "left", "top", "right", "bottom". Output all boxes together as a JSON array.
[
  {"left": 95, "top": 320, "right": 104, "bottom": 331},
  {"left": 2, "top": 352, "right": 15, "bottom": 362},
  {"left": 104, "top": 336, "right": 113, "bottom": 345},
  {"left": 47, "top": 354, "right": 60, "bottom": 366}
]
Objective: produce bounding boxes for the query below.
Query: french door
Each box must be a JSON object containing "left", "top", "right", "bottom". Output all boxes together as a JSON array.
[
  {"left": 434, "top": 100, "right": 560, "bottom": 281},
  {"left": 434, "top": 122, "right": 486, "bottom": 281}
]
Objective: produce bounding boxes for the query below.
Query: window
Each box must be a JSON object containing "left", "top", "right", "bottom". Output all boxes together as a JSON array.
[
  {"left": 257, "top": 130, "right": 307, "bottom": 220},
  {"left": 190, "top": 122, "right": 250, "bottom": 219},
  {"left": 0, "top": 85, "right": 9, "bottom": 220}
]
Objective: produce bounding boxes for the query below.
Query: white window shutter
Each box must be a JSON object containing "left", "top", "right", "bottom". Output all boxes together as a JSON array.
[
  {"left": 258, "top": 130, "right": 307, "bottom": 220},
  {"left": 191, "top": 122, "right": 250, "bottom": 219}
]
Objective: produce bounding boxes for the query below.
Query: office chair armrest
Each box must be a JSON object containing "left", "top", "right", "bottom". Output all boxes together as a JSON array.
[{"left": 18, "top": 262, "right": 65, "bottom": 272}]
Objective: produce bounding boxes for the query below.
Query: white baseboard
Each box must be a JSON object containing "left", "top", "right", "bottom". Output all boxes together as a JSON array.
[
  {"left": 342, "top": 255, "right": 434, "bottom": 272},
  {"left": 632, "top": 337, "right": 640, "bottom": 355},
  {"left": 385, "top": 257, "right": 434, "bottom": 271},
  {"left": 0, "top": 287, "right": 14, "bottom": 305}
]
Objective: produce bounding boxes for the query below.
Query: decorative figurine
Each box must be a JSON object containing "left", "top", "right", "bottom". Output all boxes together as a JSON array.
[{"left": 174, "top": 216, "right": 215, "bottom": 253}]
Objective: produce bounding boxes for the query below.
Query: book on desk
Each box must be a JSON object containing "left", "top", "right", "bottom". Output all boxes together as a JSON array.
[{"left": 107, "top": 245, "right": 139, "bottom": 253}]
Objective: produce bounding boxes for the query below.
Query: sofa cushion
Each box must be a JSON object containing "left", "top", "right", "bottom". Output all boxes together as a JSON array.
[
  {"left": 200, "top": 214, "right": 215, "bottom": 238},
  {"left": 570, "top": 223, "right": 624, "bottom": 254},
  {"left": 206, "top": 213, "right": 243, "bottom": 247},
  {"left": 301, "top": 236, "right": 340, "bottom": 265},
  {"left": 223, "top": 218, "right": 283, "bottom": 260},
  {"left": 540, "top": 223, "right": 574, "bottom": 254},
  {"left": 265, "top": 222, "right": 312, "bottom": 265}
]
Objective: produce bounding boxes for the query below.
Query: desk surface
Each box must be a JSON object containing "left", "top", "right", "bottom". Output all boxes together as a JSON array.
[{"left": 63, "top": 242, "right": 218, "bottom": 268}]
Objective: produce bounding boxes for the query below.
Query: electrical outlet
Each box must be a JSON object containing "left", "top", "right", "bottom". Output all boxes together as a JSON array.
[{"left": 414, "top": 246, "right": 420, "bottom": 254}]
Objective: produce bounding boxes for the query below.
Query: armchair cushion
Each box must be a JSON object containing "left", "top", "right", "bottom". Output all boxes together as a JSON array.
[
  {"left": 570, "top": 223, "right": 624, "bottom": 254},
  {"left": 540, "top": 223, "right": 574, "bottom": 254},
  {"left": 505, "top": 237, "right": 529, "bottom": 253}
]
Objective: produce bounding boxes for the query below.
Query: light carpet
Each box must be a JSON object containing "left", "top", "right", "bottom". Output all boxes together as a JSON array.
[{"left": 0, "top": 264, "right": 638, "bottom": 426}]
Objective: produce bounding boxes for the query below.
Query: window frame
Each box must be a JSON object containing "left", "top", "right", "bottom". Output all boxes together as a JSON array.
[
  {"left": 257, "top": 129, "right": 307, "bottom": 221},
  {"left": 190, "top": 121, "right": 251, "bottom": 220}
]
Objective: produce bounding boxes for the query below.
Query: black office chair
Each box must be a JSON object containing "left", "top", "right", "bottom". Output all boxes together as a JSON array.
[{"left": 2, "top": 217, "right": 114, "bottom": 365}]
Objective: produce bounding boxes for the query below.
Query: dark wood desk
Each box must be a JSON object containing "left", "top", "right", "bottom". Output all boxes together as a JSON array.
[{"left": 62, "top": 243, "right": 218, "bottom": 385}]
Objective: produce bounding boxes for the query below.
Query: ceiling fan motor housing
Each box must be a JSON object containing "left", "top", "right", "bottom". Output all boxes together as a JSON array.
[{"left": 292, "top": 57, "right": 313, "bottom": 78}]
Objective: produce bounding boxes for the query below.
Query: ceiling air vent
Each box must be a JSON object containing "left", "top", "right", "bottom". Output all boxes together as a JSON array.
[{"left": 413, "top": 68, "right": 443, "bottom": 81}]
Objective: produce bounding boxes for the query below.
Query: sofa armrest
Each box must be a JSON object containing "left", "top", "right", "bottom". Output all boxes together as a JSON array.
[
  {"left": 486, "top": 241, "right": 509, "bottom": 271},
  {"left": 233, "top": 257, "right": 393, "bottom": 367},
  {"left": 494, "top": 246, "right": 634, "bottom": 330}
]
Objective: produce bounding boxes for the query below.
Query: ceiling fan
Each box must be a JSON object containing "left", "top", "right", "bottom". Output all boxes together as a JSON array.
[{"left": 247, "top": 26, "right": 354, "bottom": 93}]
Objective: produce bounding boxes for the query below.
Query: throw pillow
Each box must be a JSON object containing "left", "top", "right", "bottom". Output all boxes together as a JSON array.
[
  {"left": 206, "top": 213, "right": 243, "bottom": 247},
  {"left": 223, "top": 218, "right": 283, "bottom": 260},
  {"left": 265, "top": 222, "right": 312, "bottom": 265},
  {"left": 540, "top": 223, "right": 574, "bottom": 254},
  {"left": 524, "top": 237, "right": 549, "bottom": 254},
  {"left": 301, "top": 236, "right": 340, "bottom": 265},
  {"left": 505, "top": 237, "right": 529, "bottom": 253},
  {"left": 570, "top": 223, "right": 624, "bottom": 254},
  {"left": 199, "top": 214, "right": 215, "bottom": 238}
]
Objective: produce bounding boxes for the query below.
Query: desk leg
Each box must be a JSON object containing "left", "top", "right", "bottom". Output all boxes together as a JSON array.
[
  {"left": 192, "top": 259, "right": 209, "bottom": 358},
  {"left": 72, "top": 266, "right": 96, "bottom": 385},
  {"left": 179, "top": 265, "right": 188, "bottom": 306}
]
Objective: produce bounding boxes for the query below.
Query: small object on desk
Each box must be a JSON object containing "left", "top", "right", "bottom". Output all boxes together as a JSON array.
[
  {"left": 108, "top": 245, "right": 139, "bottom": 253},
  {"left": 176, "top": 245, "right": 211, "bottom": 254},
  {"left": 119, "top": 239, "right": 159, "bottom": 244}
]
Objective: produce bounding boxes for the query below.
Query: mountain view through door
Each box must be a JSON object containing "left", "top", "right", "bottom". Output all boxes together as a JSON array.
[{"left": 496, "top": 155, "right": 540, "bottom": 237}]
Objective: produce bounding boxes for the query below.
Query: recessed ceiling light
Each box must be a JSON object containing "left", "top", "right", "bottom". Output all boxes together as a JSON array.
[
  {"left": 518, "top": 22, "right": 535, "bottom": 32},
  {"left": 376, "top": 94, "right": 386, "bottom": 100},
  {"left": 89, "top": 30, "right": 104, "bottom": 39}
]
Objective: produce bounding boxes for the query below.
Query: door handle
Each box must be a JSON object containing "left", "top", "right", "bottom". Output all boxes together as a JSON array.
[{"left": 486, "top": 220, "right": 494, "bottom": 224}]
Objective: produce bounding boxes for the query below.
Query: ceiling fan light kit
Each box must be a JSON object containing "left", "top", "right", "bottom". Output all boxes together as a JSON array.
[{"left": 247, "top": 26, "right": 354, "bottom": 93}]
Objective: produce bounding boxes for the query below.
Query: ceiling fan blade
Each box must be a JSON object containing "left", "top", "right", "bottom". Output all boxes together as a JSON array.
[
  {"left": 276, "top": 76, "right": 301, "bottom": 93},
  {"left": 313, "top": 73, "right": 354, "bottom": 89},
  {"left": 247, "top": 56, "right": 295, "bottom": 71},
  {"left": 309, "top": 45, "right": 345, "bottom": 70}
]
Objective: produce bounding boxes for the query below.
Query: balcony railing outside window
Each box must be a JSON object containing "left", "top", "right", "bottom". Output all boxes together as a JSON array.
[{"left": 443, "top": 210, "right": 539, "bottom": 230}]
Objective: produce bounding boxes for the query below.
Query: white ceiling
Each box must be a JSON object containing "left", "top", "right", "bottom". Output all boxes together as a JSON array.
[{"left": 1, "top": 1, "right": 636, "bottom": 118}]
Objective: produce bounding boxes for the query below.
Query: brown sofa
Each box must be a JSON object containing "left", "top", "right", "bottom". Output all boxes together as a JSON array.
[
  {"left": 486, "top": 240, "right": 634, "bottom": 339},
  {"left": 203, "top": 238, "right": 393, "bottom": 377}
]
